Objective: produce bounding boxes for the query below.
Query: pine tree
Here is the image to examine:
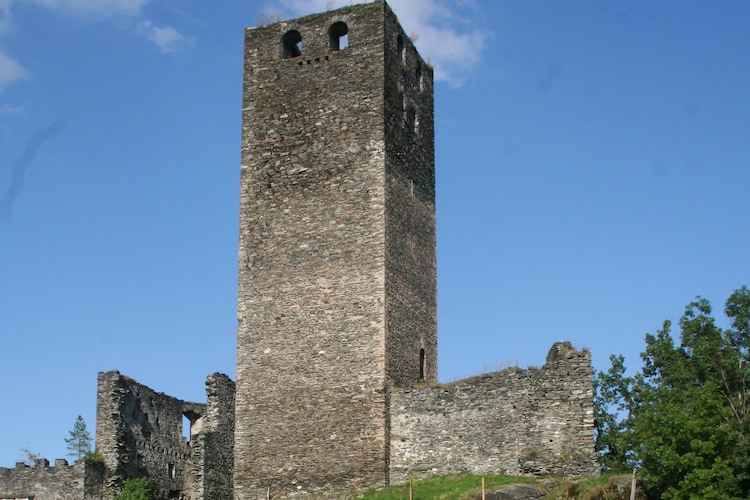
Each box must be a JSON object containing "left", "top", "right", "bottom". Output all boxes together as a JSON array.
[{"left": 65, "top": 415, "right": 92, "bottom": 461}]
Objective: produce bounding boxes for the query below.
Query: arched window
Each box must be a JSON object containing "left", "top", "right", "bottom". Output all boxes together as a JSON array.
[
  {"left": 329, "top": 21, "right": 348, "bottom": 51},
  {"left": 397, "top": 34, "right": 404, "bottom": 63},
  {"left": 281, "top": 30, "right": 302, "bottom": 59}
]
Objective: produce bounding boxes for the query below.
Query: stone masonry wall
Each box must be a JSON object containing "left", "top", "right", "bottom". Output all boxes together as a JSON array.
[
  {"left": 184, "top": 373, "right": 235, "bottom": 500},
  {"left": 236, "top": 2, "right": 395, "bottom": 497},
  {"left": 236, "top": 2, "right": 437, "bottom": 496},
  {"left": 0, "top": 459, "right": 103, "bottom": 500},
  {"left": 95, "top": 371, "right": 205, "bottom": 500},
  {"left": 382, "top": 0, "right": 437, "bottom": 389},
  {"left": 389, "top": 342, "right": 598, "bottom": 484}
]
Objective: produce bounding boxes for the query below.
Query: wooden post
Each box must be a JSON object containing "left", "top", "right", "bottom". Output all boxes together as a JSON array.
[
  {"left": 630, "top": 468, "right": 637, "bottom": 500},
  {"left": 482, "top": 477, "right": 486, "bottom": 500}
]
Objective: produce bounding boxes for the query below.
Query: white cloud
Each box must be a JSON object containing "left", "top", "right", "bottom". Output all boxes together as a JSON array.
[
  {"left": 28, "top": 0, "right": 150, "bottom": 20},
  {"left": 0, "top": 0, "right": 13, "bottom": 36},
  {"left": 0, "top": 48, "right": 27, "bottom": 92},
  {"left": 270, "top": 0, "right": 489, "bottom": 86},
  {"left": 137, "top": 20, "right": 189, "bottom": 53},
  {"left": 0, "top": 103, "right": 26, "bottom": 118},
  {"left": 389, "top": 0, "right": 488, "bottom": 86},
  {"left": 1, "top": 0, "right": 189, "bottom": 55}
]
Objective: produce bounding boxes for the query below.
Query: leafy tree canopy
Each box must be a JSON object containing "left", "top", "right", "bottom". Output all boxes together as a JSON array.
[
  {"left": 114, "top": 477, "right": 153, "bottom": 500},
  {"left": 595, "top": 286, "right": 750, "bottom": 499}
]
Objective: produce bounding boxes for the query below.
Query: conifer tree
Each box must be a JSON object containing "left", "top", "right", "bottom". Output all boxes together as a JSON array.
[{"left": 65, "top": 415, "right": 92, "bottom": 460}]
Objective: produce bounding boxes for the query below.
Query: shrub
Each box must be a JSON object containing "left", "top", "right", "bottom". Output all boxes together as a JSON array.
[{"left": 115, "top": 477, "right": 153, "bottom": 500}]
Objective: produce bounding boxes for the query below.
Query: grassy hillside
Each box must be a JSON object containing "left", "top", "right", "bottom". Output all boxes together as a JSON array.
[{"left": 357, "top": 472, "right": 643, "bottom": 500}]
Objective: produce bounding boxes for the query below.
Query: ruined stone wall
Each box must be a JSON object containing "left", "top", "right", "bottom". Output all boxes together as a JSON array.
[
  {"left": 389, "top": 342, "right": 598, "bottom": 484},
  {"left": 95, "top": 371, "right": 205, "bottom": 500},
  {"left": 0, "top": 459, "right": 103, "bottom": 500},
  {"left": 184, "top": 373, "right": 235, "bottom": 500}
]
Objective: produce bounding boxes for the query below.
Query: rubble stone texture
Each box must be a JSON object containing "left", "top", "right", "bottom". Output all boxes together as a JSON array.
[
  {"left": 390, "top": 342, "right": 599, "bottom": 483},
  {"left": 0, "top": 459, "right": 104, "bottom": 500},
  {"left": 235, "top": 1, "right": 437, "bottom": 497},
  {"left": 0, "top": 2, "right": 598, "bottom": 499}
]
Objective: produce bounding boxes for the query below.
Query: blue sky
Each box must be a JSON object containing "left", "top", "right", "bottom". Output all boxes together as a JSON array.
[{"left": 1, "top": 0, "right": 748, "bottom": 466}]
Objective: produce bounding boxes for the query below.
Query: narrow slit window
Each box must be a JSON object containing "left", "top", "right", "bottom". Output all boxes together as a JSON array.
[
  {"left": 407, "top": 106, "right": 417, "bottom": 133},
  {"left": 416, "top": 63, "right": 423, "bottom": 90},
  {"left": 329, "top": 22, "right": 348, "bottom": 51},
  {"left": 281, "top": 30, "right": 303, "bottom": 59},
  {"left": 397, "top": 34, "right": 404, "bottom": 62},
  {"left": 419, "top": 348, "right": 426, "bottom": 381}
]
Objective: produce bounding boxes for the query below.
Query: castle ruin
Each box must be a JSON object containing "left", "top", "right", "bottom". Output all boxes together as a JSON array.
[{"left": 0, "top": 2, "right": 597, "bottom": 499}]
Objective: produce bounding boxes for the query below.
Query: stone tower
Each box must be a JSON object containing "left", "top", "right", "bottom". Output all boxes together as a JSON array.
[{"left": 235, "top": 0, "right": 436, "bottom": 497}]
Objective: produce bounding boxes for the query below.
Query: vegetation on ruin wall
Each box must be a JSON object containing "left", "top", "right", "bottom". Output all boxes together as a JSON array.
[
  {"left": 595, "top": 286, "right": 750, "bottom": 498},
  {"left": 114, "top": 477, "right": 153, "bottom": 500}
]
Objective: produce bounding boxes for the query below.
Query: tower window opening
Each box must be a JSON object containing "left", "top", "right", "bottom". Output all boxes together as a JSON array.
[
  {"left": 329, "top": 22, "right": 348, "bottom": 51},
  {"left": 416, "top": 63, "right": 423, "bottom": 90},
  {"left": 397, "top": 34, "right": 404, "bottom": 62},
  {"left": 398, "top": 91, "right": 404, "bottom": 113},
  {"left": 281, "top": 30, "right": 303, "bottom": 59},
  {"left": 419, "top": 348, "right": 426, "bottom": 381},
  {"left": 407, "top": 106, "right": 417, "bottom": 133}
]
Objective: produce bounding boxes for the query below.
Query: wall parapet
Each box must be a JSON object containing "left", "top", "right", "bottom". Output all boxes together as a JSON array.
[
  {"left": 389, "top": 342, "right": 598, "bottom": 484},
  {"left": 0, "top": 458, "right": 104, "bottom": 500}
]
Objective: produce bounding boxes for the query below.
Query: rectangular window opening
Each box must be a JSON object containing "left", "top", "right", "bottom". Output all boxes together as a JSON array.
[{"left": 182, "top": 414, "right": 191, "bottom": 442}]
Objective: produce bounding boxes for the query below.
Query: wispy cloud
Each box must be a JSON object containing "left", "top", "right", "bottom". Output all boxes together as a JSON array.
[
  {"left": 0, "top": 0, "right": 188, "bottom": 62},
  {"left": 32, "top": 0, "right": 189, "bottom": 53},
  {"left": 271, "top": 0, "right": 489, "bottom": 87},
  {"left": 27, "top": 0, "right": 150, "bottom": 20},
  {"left": 0, "top": 0, "right": 25, "bottom": 92},
  {"left": 0, "top": 104, "right": 25, "bottom": 119},
  {"left": 0, "top": 49, "right": 26, "bottom": 92},
  {"left": 137, "top": 20, "right": 190, "bottom": 53},
  {"left": 1, "top": 120, "right": 65, "bottom": 220},
  {"left": 392, "top": 0, "right": 487, "bottom": 87},
  {"left": 0, "top": 0, "right": 13, "bottom": 36}
]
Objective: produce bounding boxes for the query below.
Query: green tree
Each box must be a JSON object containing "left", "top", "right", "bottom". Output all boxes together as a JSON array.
[
  {"left": 64, "top": 415, "right": 92, "bottom": 461},
  {"left": 595, "top": 286, "right": 750, "bottom": 498},
  {"left": 114, "top": 477, "right": 153, "bottom": 500}
]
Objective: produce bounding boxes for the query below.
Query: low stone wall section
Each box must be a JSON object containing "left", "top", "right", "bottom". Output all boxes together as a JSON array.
[
  {"left": 0, "top": 458, "right": 103, "bottom": 500},
  {"left": 389, "top": 342, "right": 598, "bottom": 483}
]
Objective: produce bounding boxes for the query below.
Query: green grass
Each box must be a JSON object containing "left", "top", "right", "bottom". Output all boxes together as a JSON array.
[
  {"left": 359, "top": 472, "right": 540, "bottom": 500},
  {"left": 356, "top": 472, "right": 631, "bottom": 500}
]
